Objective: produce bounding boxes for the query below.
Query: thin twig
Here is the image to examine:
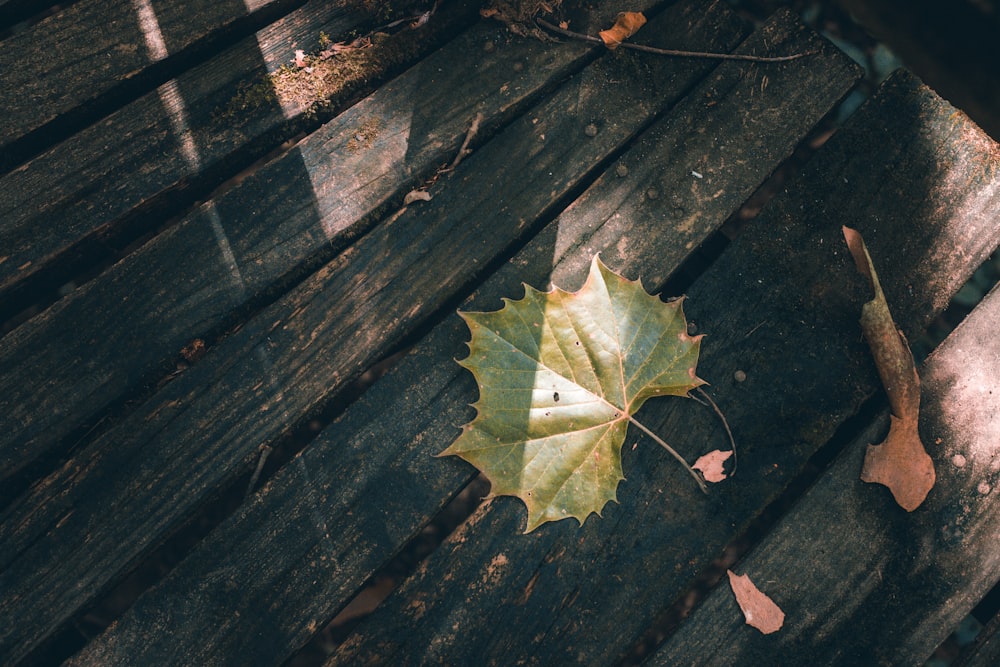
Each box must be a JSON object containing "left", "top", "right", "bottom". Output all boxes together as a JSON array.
[
  {"left": 244, "top": 445, "right": 272, "bottom": 500},
  {"left": 447, "top": 112, "right": 482, "bottom": 171},
  {"left": 405, "top": 112, "right": 483, "bottom": 203},
  {"left": 371, "top": 0, "right": 440, "bottom": 33},
  {"left": 629, "top": 416, "right": 708, "bottom": 494},
  {"left": 536, "top": 18, "right": 816, "bottom": 63},
  {"left": 696, "top": 387, "right": 738, "bottom": 476}
]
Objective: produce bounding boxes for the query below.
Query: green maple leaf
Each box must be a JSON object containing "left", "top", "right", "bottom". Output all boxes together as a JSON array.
[{"left": 442, "top": 256, "right": 707, "bottom": 532}]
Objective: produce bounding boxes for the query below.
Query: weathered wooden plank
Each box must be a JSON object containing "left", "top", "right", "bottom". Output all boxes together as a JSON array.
[
  {"left": 956, "top": 612, "right": 1000, "bottom": 667},
  {"left": 0, "top": 2, "right": 747, "bottom": 663},
  {"left": 650, "top": 281, "right": 1000, "bottom": 666},
  {"left": 0, "top": 0, "right": 56, "bottom": 31},
  {"left": 66, "top": 9, "right": 860, "bottom": 667},
  {"left": 326, "top": 72, "right": 1000, "bottom": 665},
  {"left": 0, "top": 0, "right": 477, "bottom": 318},
  {"left": 0, "top": 0, "right": 302, "bottom": 156},
  {"left": 840, "top": 0, "right": 1000, "bottom": 142},
  {"left": 0, "top": 1, "right": 579, "bottom": 485}
]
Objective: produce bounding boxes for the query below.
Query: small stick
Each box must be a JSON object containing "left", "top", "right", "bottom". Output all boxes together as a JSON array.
[
  {"left": 406, "top": 112, "right": 484, "bottom": 202},
  {"left": 536, "top": 18, "right": 816, "bottom": 63},
  {"left": 448, "top": 112, "right": 483, "bottom": 171},
  {"left": 371, "top": 0, "right": 440, "bottom": 33},
  {"left": 245, "top": 445, "right": 272, "bottom": 500},
  {"left": 696, "top": 387, "right": 738, "bottom": 475},
  {"left": 629, "top": 416, "right": 708, "bottom": 494}
]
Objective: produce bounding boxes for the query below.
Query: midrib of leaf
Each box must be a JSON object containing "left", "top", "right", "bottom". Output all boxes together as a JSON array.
[
  {"left": 521, "top": 421, "right": 620, "bottom": 481},
  {"left": 493, "top": 333, "right": 621, "bottom": 423},
  {"left": 603, "top": 272, "right": 705, "bottom": 492},
  {"left": 446, "top": 256, "right": 708, "bottom": 530},
  {"left": 497, "top": 282, "right": 705, "bottom": 493},
  {"left": 550, "top": 288, "right": 596, "bottom": 399},
  {"left": 610, "top": 271, "right": 630, "bottom": 417}
]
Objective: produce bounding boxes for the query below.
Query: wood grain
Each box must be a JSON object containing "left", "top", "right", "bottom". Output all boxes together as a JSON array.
[
  {"left": 0, "top": 2, "right": 745, "bottom": 663},
  {"left": 64, "top": 7, "right": 864, "bottom": 666},
  {"left": 650, "top": 283, "right": 1000, "bottom": 665},
  {"left": 0, "top": 3, "right": 579, "bottom": 484},
  {"left": 0, "top": 0, "right": 477, "bottom": 310},
  {"left": 840, "top": 0, "right": 1000, "bottom": 142},
  {"left": 0, "top": 0, "right": 300, "bottom": 153},
  {"left": 327, "top": 72, "right": 1000, "bottom": 666},
  {"left": 955, "top": 611, "right": 1000, "bottom": 667}
]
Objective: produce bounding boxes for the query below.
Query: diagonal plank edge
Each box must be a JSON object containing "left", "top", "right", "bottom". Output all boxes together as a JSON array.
[
  {"left": 0, "top": 4, "right": 590, "bottom": 485},
  {"left": 0, "top": 1, "right": 750, "bottom": 664},
  {"left": 650, "top": 285, "right": 1000, "bottom": 666},
  {"left": 65, "top": 8, "right": 861, "bottom": 667},
  {"left": 325, "top": 76, "right": 1000, "bottom": 665},
  {"left": 955, "top": 611, "right": 1000, "bottom": 667},
  {"left": 0, "top": 0, "right": 304, "bottom": 157},
  {"left": 0, "top": 0, "right": 479, "bottom": 312}
]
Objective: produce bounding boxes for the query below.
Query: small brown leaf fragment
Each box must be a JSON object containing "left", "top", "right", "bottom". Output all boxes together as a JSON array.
[
  {"left": 842, "top": 227, "right": 935, "bottom": 511},
  {"left": 180, "top": 338, "right": 207, "bottom": 364},
  {"left": 727, "top": 570, "right": 784, "bottom": 635},
  {"left": 598, "top": 12, "right": 646, "bottom": 50},
  {"left": 862, "top": 414, "right": 935, "bottom": 511},
  {"left": 411, "top": 10, "right": 432, "bottom": 28},
  {"left": 693, "top": 449, "right": 732, "bottom": 483},
  {"left": 403, "top": 190, "right": 432, "bottom": 205}
]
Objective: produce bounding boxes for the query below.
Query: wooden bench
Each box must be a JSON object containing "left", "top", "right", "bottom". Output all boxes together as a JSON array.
[{"left": 2, "top": 1, "right": 998, "bottom": 664}]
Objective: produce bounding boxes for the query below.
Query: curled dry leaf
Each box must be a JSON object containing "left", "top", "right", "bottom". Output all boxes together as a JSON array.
[
  {"left": 598, "top": 12, "right": 647, "bottom": 50},
  {"left": 693, "top": 449, "right": 732, "bottom": 483},
  {"left": 727, "top": 570, "right": 784, "bottom": 635},
  {"left": 843, "top": 227, "right": 935, "bottom": 511},
  {"left": 411, "top": 10, "right": 432, "bottom": 28},
  {"left": 403, "top": 190, "right": 432, "bottom": 205}
]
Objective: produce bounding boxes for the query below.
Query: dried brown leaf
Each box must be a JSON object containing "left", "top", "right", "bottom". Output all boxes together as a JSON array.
[
  {"left": 693, "top": 449, "right": 732, "bottom": 483},
  {"left": 598, "top": 12, "right": 647, "bottom": 50},
  {"left": 728, "top": 570, "right": 784, "bottom": 634},
  {"left": 403, "top": 190, "right": 432, "bottom": 205},
  {"left": 843, "top": 227, "right": 935, "bottom": 511}
]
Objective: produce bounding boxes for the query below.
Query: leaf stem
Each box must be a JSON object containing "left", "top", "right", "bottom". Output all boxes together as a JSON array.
[
  {"left": 628, "top": 416, "right": 708, "bottom": 494},
  {"left": 535, "top": 18, "right": 817, "bottom": 63},
  {"left": 695, "top": 387, "right": 738, "bottom": 476}
]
